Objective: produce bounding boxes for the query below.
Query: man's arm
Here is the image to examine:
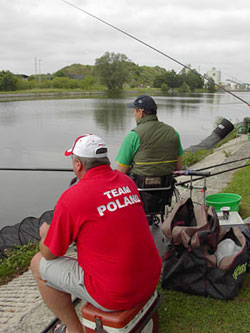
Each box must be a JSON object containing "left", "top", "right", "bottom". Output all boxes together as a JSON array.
[
  {"left": 117, "top": 164, "right": 130, "bottom": 174},
  {"left": 39, "top": 222, "right": 57, "bottom": 260},
  {"left": 116, "top": 131, "right": 140, "bottom": 173},
  {"left": 175, "top": 131, "right": 183, "bottom": 171},
  {"left": 176, "top": 155, "right": 182, "bottom": 170}
]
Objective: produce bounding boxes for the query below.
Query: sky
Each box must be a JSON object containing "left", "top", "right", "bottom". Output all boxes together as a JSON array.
[{"left": 1, "top": 0, "right": 250, "bottom": 83}]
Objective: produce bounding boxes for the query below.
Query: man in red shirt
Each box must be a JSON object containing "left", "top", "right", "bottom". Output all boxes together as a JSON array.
[{"left": 31, "top": 134, "right": 162, "bottom": 333}]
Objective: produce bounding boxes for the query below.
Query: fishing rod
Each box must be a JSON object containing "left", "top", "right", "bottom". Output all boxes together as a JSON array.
[
  {"left": 176, "top": 162, "right": 250, "bottom": 187},
  {"left": 0, "top": 167, "right": 72, "bottom": 172},
  {"left": 193, "top": 156, "right": 250, "bottom": 172},
  {"left": 0, "top": 155, "right": 249, "bottom": 173},
  {"left": 61, "top": 0, "right": 250, "bottom": 107}
]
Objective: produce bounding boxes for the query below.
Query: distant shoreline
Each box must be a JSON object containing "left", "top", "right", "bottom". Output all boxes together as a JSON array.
[
  {"left": 0, "top": 90, "right": 107, "bottom": 102},
  {"left": 0, "top": 89, "right": 248, "bottom": 103}
]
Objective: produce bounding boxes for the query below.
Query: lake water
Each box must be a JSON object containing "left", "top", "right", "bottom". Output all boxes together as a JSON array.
[{"left": 0, "top": 92, "right": 249, "bottom": 227}]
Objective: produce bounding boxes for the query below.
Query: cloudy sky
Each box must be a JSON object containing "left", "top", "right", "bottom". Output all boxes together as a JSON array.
[{"left": 1, "top": 0, "right": 250, "bottom": 83}]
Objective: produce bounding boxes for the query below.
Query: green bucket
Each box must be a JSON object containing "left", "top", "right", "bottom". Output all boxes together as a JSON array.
[{"left": 205, "top": 193, "right": 241, "bottom": 212}]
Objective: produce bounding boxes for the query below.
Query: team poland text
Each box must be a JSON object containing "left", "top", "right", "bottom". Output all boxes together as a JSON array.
[{"left": 97, "top": 186, "right": 141, "bottom": 216}]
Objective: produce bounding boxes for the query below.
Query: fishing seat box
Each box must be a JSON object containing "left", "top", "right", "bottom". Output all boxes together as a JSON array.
[{"left": 81, "top": 290, "right": 162, "bottom": 332}]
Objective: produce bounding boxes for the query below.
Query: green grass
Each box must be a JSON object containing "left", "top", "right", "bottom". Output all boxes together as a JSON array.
[
  {"left": 0, "top": 243, "right": 39, "bottom": 285},
  {"left": 221, "top": 163, "right": 250, "bottom": 219},
  {"left": 215, "top": 128, "right": 239, "bottom": 148},
  {"left": 158, "top": 275, "right": 250, "bottom": 332},
  {"left": 182, "top": 149, "right": 213, "bottom": 167}
]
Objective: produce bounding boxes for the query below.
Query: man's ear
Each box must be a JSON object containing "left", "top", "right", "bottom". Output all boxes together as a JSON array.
[
  {"left": 140, "top": 109, "right": 145, "bottom": 118},
  {"left": 75, "top": 158, "right": 83, "bottom": 171}
]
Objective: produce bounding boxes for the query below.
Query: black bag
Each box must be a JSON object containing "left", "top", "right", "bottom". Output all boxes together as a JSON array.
[
  {"left": 241, "top": 226, "right": 250, "bottom": 272},
  {"left": 161, "top": 198, "right": 247, "bottom": 300}
]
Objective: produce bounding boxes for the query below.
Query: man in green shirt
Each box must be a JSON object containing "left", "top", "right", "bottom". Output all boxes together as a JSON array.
[{"left": 116, "top": 95, "right": 184, "bottom": 223}]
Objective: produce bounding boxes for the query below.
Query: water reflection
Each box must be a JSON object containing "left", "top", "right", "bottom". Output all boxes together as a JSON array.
[
  {"left": 94, "top": 99, "right": 128, "bottom": 132},
  {"left": 0, "top": 102, "right": 20, "bottom": 126}
]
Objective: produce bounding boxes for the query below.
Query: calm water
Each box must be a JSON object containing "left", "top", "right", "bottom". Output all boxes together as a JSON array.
[{"left": 0, "top": 92, "right": 249, "bottom": 227}]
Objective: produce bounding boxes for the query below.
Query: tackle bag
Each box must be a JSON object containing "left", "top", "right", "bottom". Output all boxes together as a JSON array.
[
  {"left": 241, "top": 226, "right": 250, "bottom": 272},
  {"left": 161, "top": 197, "right": 247, "bottom": 300}
]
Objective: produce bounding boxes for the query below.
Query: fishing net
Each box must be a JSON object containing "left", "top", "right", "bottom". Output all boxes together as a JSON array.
[
  {"left": 0, "top": 210, "right": 54, "bottom": 258},
  {"left": 0, "top": 177, "right": 75, "bottom": 258},
  {"left": 185, "top": 118, "right": 234, "bottom": 153}
]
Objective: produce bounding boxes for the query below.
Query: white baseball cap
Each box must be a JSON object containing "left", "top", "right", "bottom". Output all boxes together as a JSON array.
[{"left": 65, "top": 134, "right": 108, "bottom": 158}]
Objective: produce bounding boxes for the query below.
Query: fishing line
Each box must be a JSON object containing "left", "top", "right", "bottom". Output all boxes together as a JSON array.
[{"left": 61, "top": 0, "right": 250, "bottom": 107}]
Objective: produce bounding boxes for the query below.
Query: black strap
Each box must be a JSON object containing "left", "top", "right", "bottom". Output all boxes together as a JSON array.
[{"left": 95, "top": 317, "right": 108, "bottom": 332}]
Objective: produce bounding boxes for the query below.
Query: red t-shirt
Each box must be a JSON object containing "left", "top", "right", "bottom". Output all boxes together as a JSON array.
[{"left": 44, "top": 165, "right": 162, "bottom": 310}]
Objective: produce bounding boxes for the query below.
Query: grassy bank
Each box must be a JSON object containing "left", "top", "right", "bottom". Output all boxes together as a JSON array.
[
  {"left": 0, "top": 87, "right": 213, "bottom": 100},
  {"left": 158, "top": 274, "right": 250, "bottom": 332},
  {"left": 222, "top": 162, "right": 250, "bottom": 219}
]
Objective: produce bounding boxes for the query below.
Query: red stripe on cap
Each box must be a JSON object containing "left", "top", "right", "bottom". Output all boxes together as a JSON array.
[{"left": 64, "top": 134, "right": 92, "bottom": 156}]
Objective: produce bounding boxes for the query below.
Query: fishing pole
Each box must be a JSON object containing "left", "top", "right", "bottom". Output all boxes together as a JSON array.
[
  {"left": 0, "top": 156, "right": 249, "bottom": 173},
  {"left": 176, "top": 162, "right": 250, "bottom": 187},
  {"left": 0, "top": 167, "right": 72, "bottom": 172},
  {"left": 193, "top": 156, "right": 250, "bottom": 172},
  {"left": 61, "top": 0, "right": 250, "bottom": 107}
]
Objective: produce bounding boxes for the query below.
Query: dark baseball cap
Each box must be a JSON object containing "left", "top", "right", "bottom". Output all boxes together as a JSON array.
[{"left": 127, "top": 95, "right": 157, "bottom": 112}]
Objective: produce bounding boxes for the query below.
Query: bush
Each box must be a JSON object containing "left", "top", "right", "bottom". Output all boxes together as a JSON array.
[
  {"left": 0, "top": 70, "right": 18, "bottom": 91},
  {"left": 177, "top": 82, "right": 191, "bottom": 93},
  {"left": 16, "top": 78, "right": 34, "bottom": 90},
  {"left": 161, "top": 83, "right": 169, "bottom": 93}
]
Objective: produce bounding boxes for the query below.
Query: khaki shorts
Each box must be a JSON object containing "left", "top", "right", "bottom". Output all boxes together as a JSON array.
[{"left": 40, "top": 256, "right": 110, "bottom": 311}]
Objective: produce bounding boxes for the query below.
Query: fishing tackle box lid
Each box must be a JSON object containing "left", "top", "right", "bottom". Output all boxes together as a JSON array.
[{"left": 81, "top": 290, "right": 160, "bottom": 332}]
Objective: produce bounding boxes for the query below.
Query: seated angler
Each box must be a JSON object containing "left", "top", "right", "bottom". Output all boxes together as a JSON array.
[
  {"left": 116, "top": 95, "right": 184, "bottom": 223},
  {"left": 30, "top": 134, "right": 162, "bottom": 333}
]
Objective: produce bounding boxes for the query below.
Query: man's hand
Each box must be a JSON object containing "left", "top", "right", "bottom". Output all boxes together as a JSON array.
[
  {"left": 39, "top": 222, "right": 50, "bottom": 239},
  {"left": 39, "top": 222, "right": 57, "bottom": 260}
]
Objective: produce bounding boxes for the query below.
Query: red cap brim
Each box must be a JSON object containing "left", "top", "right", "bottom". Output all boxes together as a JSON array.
[{"left": 64, "top": 150, "right": 73, "bottom": 156}]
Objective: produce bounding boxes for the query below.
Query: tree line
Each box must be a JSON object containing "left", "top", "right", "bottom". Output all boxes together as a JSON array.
[{"left": 0, "top": 52, "right": 216, "bottom": 93}]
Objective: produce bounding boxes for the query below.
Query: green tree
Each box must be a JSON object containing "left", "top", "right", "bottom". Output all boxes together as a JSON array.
[
  {"left": 161, "top": 83, "right": 169, "bottom": 93},
  {"left": 80, "top": 76, "right": 96, "bottom": 90},
  {"left": 95, "top": 52, "right": 130, "bottom": 91},
  {"left": 177, "top": 82, "right": 191, "bottom": 93},
  {"left": 52, "top": 77, "right": 71, "bottom": 89},
  {"left": 16, "top": 78, "right": 33, "bottom": 90},
  {"left": 154, "top": 70, "right": 183, "bottom": 89},
  {"left": 53, "top": 70, "right": 67, "bottom": 78},
  {"left": 182, "top": 70, "right": 204, "bottom": 91},
  {"left": 164, "top": 70, "right": 183, "bottom": 89},
  {"left": 0, "top": 70, "right": 18, "bottom": 91},
  {"left": 206, "top": 78, "right": 216, "bottom": 93},
  {"left": 153, "top": 74, "right": 166, "bottom": 88}
]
